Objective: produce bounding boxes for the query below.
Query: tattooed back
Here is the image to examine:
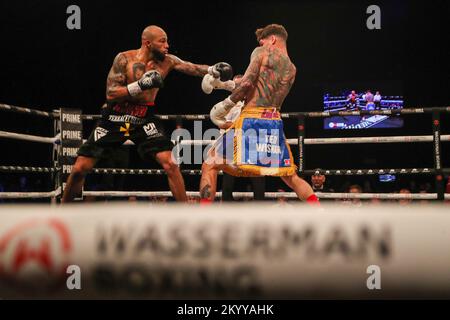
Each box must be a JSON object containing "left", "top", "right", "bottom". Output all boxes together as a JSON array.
[{"left": 245, "top": 46, "right": 296, "bottom": 111}]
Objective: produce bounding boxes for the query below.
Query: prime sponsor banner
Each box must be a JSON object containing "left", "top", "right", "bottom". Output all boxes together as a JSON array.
[
  {"left": 59, "top": 109, "right": 83, "bottom": 189},
  {"left": 1, "top": 204, "right": 450, "bottom": 299}
]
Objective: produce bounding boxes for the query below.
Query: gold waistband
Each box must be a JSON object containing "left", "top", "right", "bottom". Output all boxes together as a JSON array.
[{"left": 240, "top": 106, "right": 281, "bottom": 119}]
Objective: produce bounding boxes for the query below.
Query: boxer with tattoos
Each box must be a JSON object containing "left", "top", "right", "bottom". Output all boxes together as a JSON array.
[
  {"left": 199, "top": 24, "right": 319, "bottom": 205},
  {"left": 62, "top": 25, "right": 232, "bottom": 203}
]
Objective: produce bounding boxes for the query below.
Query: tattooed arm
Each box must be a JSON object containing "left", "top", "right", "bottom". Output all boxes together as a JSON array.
[
  {"left": 169, "top": 54, "right": 209, "bottom": 77},
  {"left": 229, "top": 47, "right": 263, "bottom": 103},
  {"left": 106, "top": 53, "right": 129, "bottom": 102}
]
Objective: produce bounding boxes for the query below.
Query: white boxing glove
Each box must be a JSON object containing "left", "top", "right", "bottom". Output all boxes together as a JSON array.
[
  {"left": 216, "top": 79, "right": 236, "bottom": 91},
  {"left": 201, "top": 74, "right": 236, "bottom": 94},
  {"left": 209, "top": 96, "right": 236, "bottom": 128},
  {"left": 201, "top": 74, "right": 215, "bottom": 94}
]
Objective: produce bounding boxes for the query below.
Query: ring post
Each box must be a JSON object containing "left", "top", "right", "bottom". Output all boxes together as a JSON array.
[
  {"left": 297, "top": 114, "right": 306, "bottom": 173},
  {"left": 52, "top": 109, "right": 61, "bottom": 204},
  {"left": 432, "top": 109, "right": 444, "bottom": 201},
  {"left": 175, "top": 115, "right": 183, "bottom": 166}
]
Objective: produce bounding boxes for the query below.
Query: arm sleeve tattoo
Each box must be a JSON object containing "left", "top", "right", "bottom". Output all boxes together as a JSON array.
[
  {"left": 106, "top": 53, "right": 128, "bottom": 101},
  {"left": 170, "top": 54, "right": 209, "bottom": 77},
  {"left": 230, "top": 47, "right": 263, "bottom": 102}
]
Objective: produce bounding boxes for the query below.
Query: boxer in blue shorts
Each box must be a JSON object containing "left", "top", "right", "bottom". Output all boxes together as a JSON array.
[{"left": 199, "top": 24, "right": 319, "bottom": 205}]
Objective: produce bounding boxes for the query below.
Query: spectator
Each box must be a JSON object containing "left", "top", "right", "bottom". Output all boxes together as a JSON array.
[
  {"left": 398, "top": 188, "right": 412, "bottom": 206},
  {"left": 348, "top": 184, "right": 363, "bottom": 206},
  {"left": 274, "top": 188, "right": 294, "bottom": 206},
  {"left": 311, "top": 169, "right": 334, "bottom": 192}
]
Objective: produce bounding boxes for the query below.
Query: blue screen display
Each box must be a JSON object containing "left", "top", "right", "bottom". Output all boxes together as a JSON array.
[{"left": 323, "top": 90, "right": 404, "bottom": 130}]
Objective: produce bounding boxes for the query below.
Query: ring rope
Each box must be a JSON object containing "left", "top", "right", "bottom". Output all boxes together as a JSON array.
[
  {"left": 0, "top": 130, "right": 57, "bottom": 144},
  {"left": 304, "top": 135, "right": 450, "bottom": 145},
  {"left": 91, "top": 167, "right": 444, "bottom": 176},
  {"left": 1, "top": 166, "right": 445, "bottom": 176},
  {"left": 2, "top": 130, "right": 450, "bottom": 147},
  {"left": 1, "top": 189, "right": 447, "bottom": 200},
  {"left": 0, "top": 187, "right": 61, "bottom": 199},
  {"left": 0, "top": 103, "right": 58, "bottom": 118},
  {"left": 79, "top": 106, "right": 450, "bottom": 121},
  {"left": 91, "top": 168, "right": 224, "bottom": 175},
  {"left": 81, "top": 190, "right": 449, "bottom": 200},
  {"left": 303, "top": 168, "right": 447, "bottom": 175},
  {"left": 1, "top": 103, "right": 449, "bottom": 121},
  {"left": 173, "top": 136, "right": 450, "bottom": 146},
  {"left": 0, "top": 166, "right": 58, "bottom": 173}
]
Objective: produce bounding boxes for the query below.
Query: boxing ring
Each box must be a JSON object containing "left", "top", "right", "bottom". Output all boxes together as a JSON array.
[
  {"left": 1, "top": 102, "right": 449, "bottom": 201},
  {"left": 2, "top": 102, "right": 450, "bottom": 299}
]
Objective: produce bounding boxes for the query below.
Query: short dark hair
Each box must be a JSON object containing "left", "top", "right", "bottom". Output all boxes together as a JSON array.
[
  {"left": 349, "top": 184, "right": 362, "bottom": 193},
  {"left": 255, "top": 24, "right": 288, "bottom": 42}
]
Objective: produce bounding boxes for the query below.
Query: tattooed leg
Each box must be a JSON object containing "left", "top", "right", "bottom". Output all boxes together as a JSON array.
[{"left": 199, "top": 161, "right": 218, "bottom": 201}]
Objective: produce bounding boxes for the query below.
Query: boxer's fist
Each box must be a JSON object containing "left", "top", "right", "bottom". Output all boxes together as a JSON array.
[
  {"left": 137, "top": 70, "right": 164, "bottom": 90},
  {"left": 201, "top": 74, "right": 236, "bottom": 94},
  {"left": 209, "top": 96, "right": 236, "bottom": 128},
  {"left": 208, "top": 62, "right": 233, "bottom": 81},
  {"left": 127, "top": 70, "right": 164, "bottom": 97}
]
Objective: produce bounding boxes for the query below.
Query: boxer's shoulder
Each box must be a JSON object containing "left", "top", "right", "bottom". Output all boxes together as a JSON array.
[
  {"left": 111, "top": 50, "right": 139, "bottom": 70},
  {"left": 115, "top": 50, "right": 142, "bottom": 64},
  {"left": 251, "top": 46, "right": 267, "bottom": 60}
]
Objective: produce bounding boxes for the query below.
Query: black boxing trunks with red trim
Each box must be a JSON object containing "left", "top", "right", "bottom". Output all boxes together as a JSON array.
[
  {"left": 77, "top": 102, "right": 174, "bottom": 161},
  {"left": 102, "top": 101, "right": 155, "bottom": 124}
]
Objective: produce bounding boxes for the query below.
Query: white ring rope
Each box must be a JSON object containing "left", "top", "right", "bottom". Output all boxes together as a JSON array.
[
  {"left": 0, "top": 103, "right": 57, "bottom": 118},
  {"left": 0, "top": 130, "right": 56, "bottom": 144},
  {"left": 2, "top": 129, "right": 450, "bottom": 147},
  {"left": 1, "top": 103, "right": 449, "bottom": 121},
  {"left": 81, "top": 190, "right": 449, "bottom": 200},
  {"left": 174, "top": 135, "right": 450, "bottom": 146},
  {"left": 303, "top": 135, "right": 450, "bottom": 145},
  {"left": 0, "top": 187, "right": 61, "bottom": 199},
  {"left": 1, "top": 189, "right": 449, "bottom": 200}
]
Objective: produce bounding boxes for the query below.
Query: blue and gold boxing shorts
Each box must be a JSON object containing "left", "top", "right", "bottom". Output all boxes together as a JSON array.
[{"left": 210, "top": 106, "right": 297, "bottom": 177}]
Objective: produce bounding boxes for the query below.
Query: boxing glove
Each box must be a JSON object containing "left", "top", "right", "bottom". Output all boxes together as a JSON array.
[
  {"left": 209, "top": 96, "right": 236, "bottom": 128},
  {"left": 208, "top": 62, "right": 233, "bottom": 81},
  {"left": 127, "top": 70, "right": 164, "bottom": 97},
  {"left": 201, "top": 74, "right": 236, "bottom": 94}
]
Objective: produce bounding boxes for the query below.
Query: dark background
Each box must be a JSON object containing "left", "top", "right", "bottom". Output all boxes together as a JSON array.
[{"left": 0, "top": 0, "right": 449, "bottom": 193}]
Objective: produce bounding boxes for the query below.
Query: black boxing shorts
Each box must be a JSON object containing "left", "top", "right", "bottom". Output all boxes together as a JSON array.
[{"left": 77, "top": 102, "right": 174, "bottom": 161}]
